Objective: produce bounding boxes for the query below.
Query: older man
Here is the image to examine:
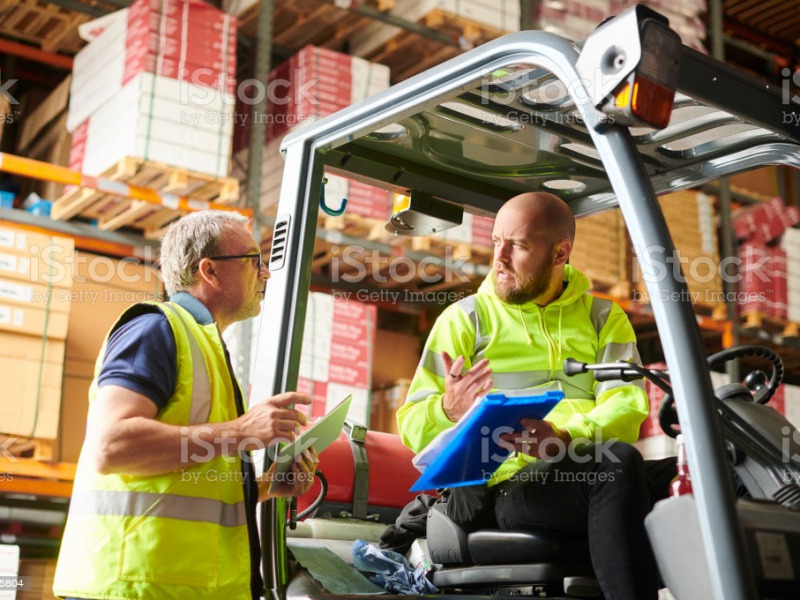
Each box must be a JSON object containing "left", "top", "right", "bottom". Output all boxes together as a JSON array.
[
  {"left": 399, "top": 192, "right": 660, "bottom": 599},
  {"left": 54, "top": 211, "right": 315, "bottom": 600}
]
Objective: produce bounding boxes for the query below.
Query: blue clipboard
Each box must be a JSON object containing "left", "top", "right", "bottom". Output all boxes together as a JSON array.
[{"left": 410, "top": 390, "right": 564, "bottom": 492}]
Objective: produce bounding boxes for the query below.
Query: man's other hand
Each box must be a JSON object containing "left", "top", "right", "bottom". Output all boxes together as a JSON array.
[
  {"left": 441, "top": 352, "right": 492, "bottom": 422},
  {"left": 500, "top": 418, "right": 572, "bottom": 460},
  {"left": 258, "top": 449, "right": 319, "bottom": 501}
]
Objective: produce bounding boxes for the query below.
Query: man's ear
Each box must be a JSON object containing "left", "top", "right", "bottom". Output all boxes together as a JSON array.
[
  {"left": 195, "top": 258, "right": 220, "bottom": 286},
  {"left": 554, "top": 240, "right": 571, "bottom": 266}
]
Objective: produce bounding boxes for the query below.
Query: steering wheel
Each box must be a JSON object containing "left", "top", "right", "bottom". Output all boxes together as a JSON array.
[{"left": 658, "top": 345, "right": 784, "bottom": 438}]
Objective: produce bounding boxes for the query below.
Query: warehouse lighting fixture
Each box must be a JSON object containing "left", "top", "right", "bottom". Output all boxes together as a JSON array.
[{"left": 385, "top": 191, "right": 463, "bottom": 236}]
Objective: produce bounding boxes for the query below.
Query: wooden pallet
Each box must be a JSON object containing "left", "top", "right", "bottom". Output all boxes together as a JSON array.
[
  {"left": 741, "top": 311, "right": 800, "bottom": 340},
  {"left": 0, "top": 0, "right": 91, "bottom": 53},
  {"left": 366, "top": 32, "right": 460, "bottom": 82},
  {"left": 421, "top": 9, "right": 506, "bottom": 46},
  {"left": 52, "top": 158, "right": 240, "bottom": 237},
  {"left": 239, "top": 0, "right": 393, "bottom": 51},
  {"left": 362, "top": 9, "right": 508, "bottom": 82},
  {"left": 0, "top": 434, "right": 54, "bottom": 461},
  {"left": 319, "top": 212, "right": 387, "bottom": 241}
]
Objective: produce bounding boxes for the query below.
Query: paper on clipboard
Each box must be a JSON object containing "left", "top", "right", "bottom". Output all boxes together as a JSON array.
[
  {"left": 410, "top": 390, "right": 564, "bottom": 491},
  {"left": 268, "top": 395, "right": 352, "bottom": 491}
]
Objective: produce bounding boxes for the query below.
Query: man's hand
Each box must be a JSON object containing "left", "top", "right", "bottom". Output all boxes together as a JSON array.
[
  {"left": 500, "top": 418, "right": 572, "bottom": 460},
  {"left": 258, "top": 449, "right": 319, "bottom": 501},
  {"left": 441, "top": 352, "right": 492, "bottom": 422},
  {"left": 236, "top": 392, "right": 311, "bottom": 450}
]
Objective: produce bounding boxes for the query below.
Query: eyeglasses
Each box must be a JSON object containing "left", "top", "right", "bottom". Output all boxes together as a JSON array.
[{"left": 193, "top": 253, "right": 263, "bottom": 272}]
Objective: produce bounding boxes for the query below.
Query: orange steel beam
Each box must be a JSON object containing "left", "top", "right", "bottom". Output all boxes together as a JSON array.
[
  {"left": 0, "top": 39, "right": 74, "bottom": 70},
  {"left": 0, "top": 153, "right": 252, "bottom": 218}
]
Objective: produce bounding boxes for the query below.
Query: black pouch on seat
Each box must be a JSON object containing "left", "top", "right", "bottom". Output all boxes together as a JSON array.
[{"left": 441, "top": 484, "right": 496, "bottom": 532}]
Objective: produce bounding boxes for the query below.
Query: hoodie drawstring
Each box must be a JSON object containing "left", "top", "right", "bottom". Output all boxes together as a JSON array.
[
  {"left": 557, "top": 305, "right": 563, "bottom": 364},
  {"left": 518, "top": 305, "right": 564, "bottom": 371},
  {"left": 518, "top": 306, "right": 533, "bottom": 345}
]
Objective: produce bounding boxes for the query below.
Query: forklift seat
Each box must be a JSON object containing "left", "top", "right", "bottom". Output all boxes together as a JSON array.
[{"left": 426, "top": 503, "right": 601, "bottom": 598}]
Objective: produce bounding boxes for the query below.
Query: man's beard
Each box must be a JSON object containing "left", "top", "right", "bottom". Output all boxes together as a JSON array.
[{"left": 495, "top": 264, "right": 554, "bottom": 305}]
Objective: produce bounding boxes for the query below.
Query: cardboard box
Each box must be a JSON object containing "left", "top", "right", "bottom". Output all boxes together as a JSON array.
[
  {"left": 59, "top": 357, "right": 95, "bottom": 462},
  {"left": 66, "top": 251, "right": 162, "bottom": 364},
  {"left": 0, "top": 278, "right": 73, "bottom": 314},
  {"left": 1, "top": 355, "right": 64, "bottom": 438},
  {"left": 0, "top": 304, "right": 69, "bottom": 339},
  {"left": 0, "top": 225, "right": 75, "bottom": 282},
  {"left": 0, "top": 332, "right": 65, "bottom": 363}
]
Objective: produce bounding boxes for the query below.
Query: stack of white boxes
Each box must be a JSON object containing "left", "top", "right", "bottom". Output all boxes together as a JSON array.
[
  {"left": 350, "top": 0, "right": 521, "bottom": 57},
  {"left": 67, "top": 0, "right": 236, "bottom": 178},
  {"left": 296, "top": 291, "right": 377, "bottom": 426},
  {"left": 233, "top": 45, "right": 391, "bottom": 216},
  {"left": 226, "top": 290, "right": 376, "bottom": 426},
  {"left": 781, "top": 227, "right": 800, "bottom": 324},
  {"left": 0, "top": 544, "right": 19, "bottom": 600}
]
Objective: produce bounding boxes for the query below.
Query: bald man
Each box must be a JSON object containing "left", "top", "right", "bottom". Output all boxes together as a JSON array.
[{"left": 397, "top": 192, "right": 659, "bottom": 599}]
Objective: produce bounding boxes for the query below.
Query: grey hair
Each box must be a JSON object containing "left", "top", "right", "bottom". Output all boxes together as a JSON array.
[{"left": 160, "top": 210, "right": 249, "bottom": 294}]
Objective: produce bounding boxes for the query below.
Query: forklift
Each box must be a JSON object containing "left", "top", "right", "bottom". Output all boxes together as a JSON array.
[{"left": 250, "top": 5, "right": 800, "bottom": 599}]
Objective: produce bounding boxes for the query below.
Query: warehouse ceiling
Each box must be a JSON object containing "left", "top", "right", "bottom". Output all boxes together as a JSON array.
[{"left": 0, "top": 1, "right": 798, "bottom": 66}]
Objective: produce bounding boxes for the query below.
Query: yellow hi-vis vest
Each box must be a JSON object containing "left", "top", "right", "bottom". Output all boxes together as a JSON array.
[{"left": 54, "top": 302, "right": 252, "bottom": 600}]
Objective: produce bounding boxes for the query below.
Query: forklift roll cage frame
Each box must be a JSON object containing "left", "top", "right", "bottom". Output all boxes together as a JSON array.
[{"left": 249, "top": 7, "right": 800, "bottom": 600}]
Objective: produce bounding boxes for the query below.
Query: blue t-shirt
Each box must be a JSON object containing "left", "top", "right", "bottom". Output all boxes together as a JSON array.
[{"left": 96, "top": 313, "right": 177, "bottom": 411}]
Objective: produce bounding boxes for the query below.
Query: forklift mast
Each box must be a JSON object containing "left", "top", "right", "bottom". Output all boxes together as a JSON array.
[{"left": 249, "top": 6, "right": 800, "bottom": 600}]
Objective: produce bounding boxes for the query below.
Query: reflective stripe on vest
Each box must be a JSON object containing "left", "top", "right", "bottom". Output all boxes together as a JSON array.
[
  {"left": 454, "top": 294, "right": 492, "bottom": 358},
  {"left": 70, "top": 489, "right": 247, "bottom": 527},
  {"left": 161, "top": 303, "right": 212, "bottom": 425}
]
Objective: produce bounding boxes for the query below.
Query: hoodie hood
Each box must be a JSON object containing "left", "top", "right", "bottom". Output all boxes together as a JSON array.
[{"left": 477, "top": 264, "right": 591, "bottom": 309}]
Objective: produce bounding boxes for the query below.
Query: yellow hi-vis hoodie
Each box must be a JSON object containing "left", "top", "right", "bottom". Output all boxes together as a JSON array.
[{"left": 397, "top": 265, "right": 649, "bottom": 485}]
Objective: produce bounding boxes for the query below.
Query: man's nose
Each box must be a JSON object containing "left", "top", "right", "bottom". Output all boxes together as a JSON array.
[{"left": 494, "top": 242, "right": 510, "bottom": 261}]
